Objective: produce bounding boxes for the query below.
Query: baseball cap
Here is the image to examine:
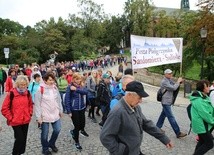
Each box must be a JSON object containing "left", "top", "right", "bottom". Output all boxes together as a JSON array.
[
  {"left": 126, "top": 81, "right": 149, "bottom": 97},
  {"left": 102, "top": 73, "right": 110, "bottom": 79},
  {"left": 164, "top": 69, "right": 172, "bottom": 74}
]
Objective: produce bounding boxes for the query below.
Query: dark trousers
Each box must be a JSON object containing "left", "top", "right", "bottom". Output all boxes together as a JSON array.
[
  {"left": 12, "top": 124, "right": 29, "bottom": 155},
  {"left": 88, "top": 98, "right": 96, "bottom": 118},
  {"left": 193, "top": 131, "right": 213, "bottom": 155},
  {"left": 71, "top": 109, "right": 85, "bottom": 143}
]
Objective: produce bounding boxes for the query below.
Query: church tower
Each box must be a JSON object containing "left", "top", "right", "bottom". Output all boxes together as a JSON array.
[{"left": 181, "top": 0, "right": 190, "bottom": 10}]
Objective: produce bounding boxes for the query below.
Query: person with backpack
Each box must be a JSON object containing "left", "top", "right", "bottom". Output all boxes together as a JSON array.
[
  {"left": 28, "top": 73, "right": 41, "bottom": 103},
  {"left": 65, "top": 73, "right": 89, "bottom": 151},
  {"left": 34, "top": 73, "right": 63, "bottom": 155},
  {"left": 156, "top": 69, "right": 187, "bottom": 138},
  {"left": 96, "top": 73, "right": 112, "bottom": 127},
  {"left": 110, "top": 72, "right": 123, "bottom": 98},
  {"left": 1, "top": 75, "right": 33, "bottom": 155},
  {"left": 87, "top": 70, "right": 100, "bottom": 123},
  {"left": 189, "top": 80, "right": 214, "bottom": 155},
  {"left": 110, "top": 75, "right": 135, "bottom": 110}
]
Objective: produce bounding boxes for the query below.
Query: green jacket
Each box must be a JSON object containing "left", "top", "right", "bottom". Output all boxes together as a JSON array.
[
  {"left": 189, "top": 91, "right": 214, "bottom": 134},
  {"left": 57, "top": 77, "right": 68, "bottom": 92}
]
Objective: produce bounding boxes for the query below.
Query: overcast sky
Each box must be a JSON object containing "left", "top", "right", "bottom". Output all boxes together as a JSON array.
[{"left": 0, "top": 0, "right": 199, "bottom": 27}]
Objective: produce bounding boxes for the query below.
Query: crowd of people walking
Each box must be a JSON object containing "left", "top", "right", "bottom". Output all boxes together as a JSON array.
[{"left": 0, "top": 56, "right": 213, "bottom": 155}]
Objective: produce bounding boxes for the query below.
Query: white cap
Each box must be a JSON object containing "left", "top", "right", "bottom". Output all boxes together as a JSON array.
[
  {"left": 72, "top": 67, "right": 76, "bottom": 70},
  {"left": 164, "top": 69, "right": 172, "bottom": 74}
]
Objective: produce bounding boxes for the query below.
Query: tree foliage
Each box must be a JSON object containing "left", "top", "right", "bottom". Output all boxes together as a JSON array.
[{"left": 0, "top": 0, "right": 214, "bottom": 81}]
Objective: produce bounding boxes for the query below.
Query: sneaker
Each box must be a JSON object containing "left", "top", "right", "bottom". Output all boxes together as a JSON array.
[
  {"left": 69, "top": 130, "right": 75, "bottom": 139},
  {"left": 50, "top": 146, "right": 58, "bottom": 153},
  {"left": 80, "top": 130, "right": 89, "bottom": 137},
  {"left": 42, "top": 150, "right": 52, "bottom": 155},
  {"left": 177, "top": 132, "right": 187, "bottom": 138},
  {"left": 75, "top": 143, "right": 82, "bottom": 150},
  {"left": 91, "top": 118, "right": 97, "bottom": 123},
  {"left": 99, "top": 121, "right": 104, "bottom": 127}
]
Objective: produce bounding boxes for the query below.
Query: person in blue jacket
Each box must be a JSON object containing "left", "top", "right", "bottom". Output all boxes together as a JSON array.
[
  {"left": 110, "top": 75, "right": 134, "bottom": 110},
  {"left": 65, "top": 73, "right": 88, "bottom": 151}
]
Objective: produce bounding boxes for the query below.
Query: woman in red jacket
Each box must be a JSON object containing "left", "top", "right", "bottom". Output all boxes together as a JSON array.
[
  {"left": 1, "top": 75, "right": 33, "bottom": 155},
  {"left": 5, "top": 69, "right": 17, "bottom": 92}
]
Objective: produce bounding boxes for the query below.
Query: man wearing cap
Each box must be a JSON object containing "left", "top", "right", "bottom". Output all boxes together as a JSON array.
[
  {"left": 156, "top": 69, "right": 187, "bottom": 138},
  {"left": 96, "top": 73, "right": 111, "bottom": 126},
  {"left": 100, "top": 81, "right": 173, "bottom": 155}
]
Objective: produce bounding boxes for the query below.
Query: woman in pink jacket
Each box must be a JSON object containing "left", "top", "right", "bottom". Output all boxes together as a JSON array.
[
  {"left": 1, "top": 75, "right": 33, "bottom": 155},
  {"left": 34, "top": 72, "right": 63, "bottom": 155}
]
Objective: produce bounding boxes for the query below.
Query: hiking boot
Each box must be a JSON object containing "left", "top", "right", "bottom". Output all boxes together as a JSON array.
[
  {"left": 75, "top": 143, "right": 82, "bottom": 150},
  {"left": 50, "top": 146, "right": 58, "bottom": 153},
  {"left": 177, "top": 132, "right": 187, "bottom": 138},
  {"left": 42, "top": 150, "right": 52, "bottom": 155},
  {"left": 80, "top": 130, "right": 89, "bottom": 137}
]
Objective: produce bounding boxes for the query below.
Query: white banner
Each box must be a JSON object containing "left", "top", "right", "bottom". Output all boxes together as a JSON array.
[{"left": 131, "top": 35, "right": 183, "bottom": 69}]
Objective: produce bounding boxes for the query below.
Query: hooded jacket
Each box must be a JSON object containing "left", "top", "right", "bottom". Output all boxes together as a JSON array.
[
  {"left": 1, "top": 88, "right": 33, "bottom": 126},
  {"left": 34, "top": 83, "right": 62, "bottom": 123},
  {"left": 189, "top": 90, "right": 214, "bottom": 134}
]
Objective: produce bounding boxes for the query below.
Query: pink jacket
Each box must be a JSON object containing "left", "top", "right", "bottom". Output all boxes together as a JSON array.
[{"left": 34, "top": 83, "right": 62, "bottom": 123}]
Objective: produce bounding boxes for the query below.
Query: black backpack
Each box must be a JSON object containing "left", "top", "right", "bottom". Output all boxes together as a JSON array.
[{"left": 157, "top": 89, "right": 167, "bottom": 102}]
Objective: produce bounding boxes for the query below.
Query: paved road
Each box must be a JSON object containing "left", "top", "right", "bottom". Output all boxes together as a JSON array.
[{"left": 0, "top": 64, "right": 213, "bottom": 155}]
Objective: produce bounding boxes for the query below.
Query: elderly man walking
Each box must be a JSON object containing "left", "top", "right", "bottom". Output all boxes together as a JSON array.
[
  {"left": 100, "top": 81, "right": 173, "bottom": 155},
  {"left": 156, "top": 69, "right": 187, "bottom": 138}
]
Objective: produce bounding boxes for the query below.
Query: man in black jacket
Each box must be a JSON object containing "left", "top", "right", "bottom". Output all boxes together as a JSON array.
[{"left": 96, "top": 73, "right": 111, "bottom": 126}]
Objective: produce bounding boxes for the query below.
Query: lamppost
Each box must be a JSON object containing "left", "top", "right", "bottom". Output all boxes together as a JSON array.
[{"left": 200, "top": 27, "right": 207, "bottom": 80}]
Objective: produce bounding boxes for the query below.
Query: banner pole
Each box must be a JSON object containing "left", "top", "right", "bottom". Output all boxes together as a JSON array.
[{"left": 179, "top": 62, "right": 182, "bottom": 77}]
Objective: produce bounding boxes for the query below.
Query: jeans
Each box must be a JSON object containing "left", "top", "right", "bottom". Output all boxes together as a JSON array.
[
  {"left": 12, "top": 124, "right": 29, "bottom": 155},
  {"left": 156, "top": 104, "right": 180, "bottom": 135},
  {"left": 41, "top": 119, "right": 61, "bottom": 152}
]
